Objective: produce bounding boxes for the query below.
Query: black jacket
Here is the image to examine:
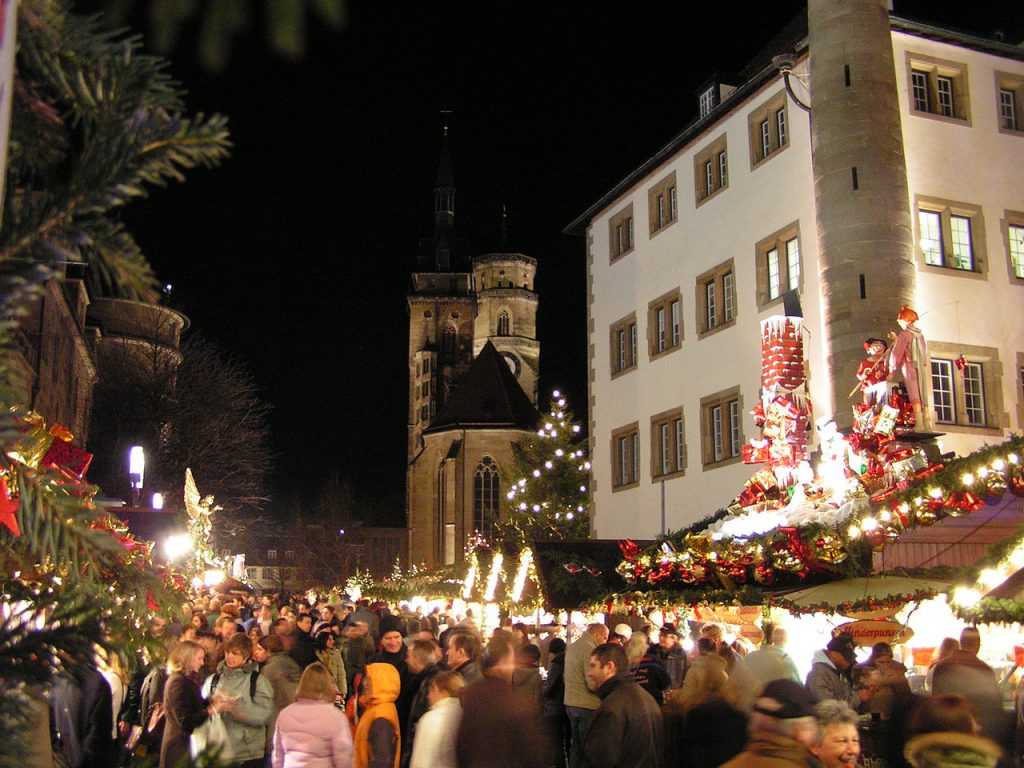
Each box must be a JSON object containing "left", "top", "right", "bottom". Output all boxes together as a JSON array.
[
  {"left": 50, "top": 667, "right": 116, "bottom": 768},
  {"left": 398, "top": 662, "right": 441, "bottom": 768},
  {"left": 580, "top": 672, "right": 663, "bottom": 768}
]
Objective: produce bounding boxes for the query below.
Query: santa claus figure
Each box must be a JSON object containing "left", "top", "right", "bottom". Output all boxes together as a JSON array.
[{"left": 855, "top": 337, "right": 889, "bottom": 407}]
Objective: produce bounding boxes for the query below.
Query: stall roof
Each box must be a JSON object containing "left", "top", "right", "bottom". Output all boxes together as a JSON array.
[
  {"left": 778, "top": 575, "right": 951, "bottom": 611},
  {"left": 872, "top": 494, "right": 1024, "bottom": 572}
]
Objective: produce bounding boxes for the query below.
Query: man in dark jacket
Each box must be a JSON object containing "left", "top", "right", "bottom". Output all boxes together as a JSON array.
[
  {"left": 580, "top": 643, "right": 663, "bottom": 768},
  {"left": 932, "top": 626, "right": 1009, "bottom": 747},
  {"left": 648, "top": 623, "right": 689, "bottom": 692},
  {"left": 50, "top": 662, "right": 116, "bottom": 768},
  {"left": 399, "top": 639, "right": 442, "bottom": 768},
  {"left": 288, "top": 613, "right": 317, "bottom": 669}
]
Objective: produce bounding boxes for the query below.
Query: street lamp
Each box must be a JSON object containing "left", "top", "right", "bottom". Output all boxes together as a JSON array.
[
  {"left": 151, "top": 492, "right": 164, "bottom": 510},
  {"left": 128, "top": 445, "right": 145, "bottom": 505}
]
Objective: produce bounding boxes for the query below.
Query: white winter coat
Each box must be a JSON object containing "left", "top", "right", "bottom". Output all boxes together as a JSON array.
[
  {"left": 409, "top": 696, "right": 462, "bottom": 768},
  {"left": 272, "top": 698, "right": 353, "bottom": 768}
]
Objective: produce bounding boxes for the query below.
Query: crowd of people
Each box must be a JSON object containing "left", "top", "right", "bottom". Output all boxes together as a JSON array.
[{"left": 45, "top": 592, "right": 1024, "bottom": 768}]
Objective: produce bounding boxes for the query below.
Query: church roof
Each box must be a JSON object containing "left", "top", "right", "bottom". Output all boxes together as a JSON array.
[{"left": 426, "top": 341, "right": 539, "bottom": 433}]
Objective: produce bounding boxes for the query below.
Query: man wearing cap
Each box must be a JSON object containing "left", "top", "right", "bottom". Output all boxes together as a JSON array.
[
  {"left": 649, "top": 623, "right": 690, "bottom": 692},
  {"left": 609, "top": 623, "right": 633, "bottom": 645},
  {"left": 721, "top": 679, "right": 821, "bottom": 768},
  {"left": 806, "top": 634, "right": 871, "bottom": 711},
  {"left": 580, "top": 643, "right": 662, "bottom": 768}
]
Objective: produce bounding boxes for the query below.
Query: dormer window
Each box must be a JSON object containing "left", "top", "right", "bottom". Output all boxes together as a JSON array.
[{"left": 699, "top": 86, "right": 717, "bottom": 118}]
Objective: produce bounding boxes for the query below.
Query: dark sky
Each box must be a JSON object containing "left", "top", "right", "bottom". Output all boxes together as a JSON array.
[{"left": 116, "top": 1, "right": 1022, "bottom": 521}]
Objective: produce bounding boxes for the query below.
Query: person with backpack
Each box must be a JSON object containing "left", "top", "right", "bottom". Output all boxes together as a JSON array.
[{"left": 200, "top": 633, "right": 274, "bottom": 768}]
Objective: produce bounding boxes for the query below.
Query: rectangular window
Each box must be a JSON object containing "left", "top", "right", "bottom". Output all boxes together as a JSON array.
[
  {"left": 785, "top": 238, "right": 800, "bottom": 291},
  {"left": 756, "top": 223, "right": 802, "bottom": 307},
  {"left": 674, "top": 419, "right": 685, "bottom": 472},
  {"left": 723, "top": 272, "right": 735, "bottom": 322},
  {"left": 776, "top": 108, "right": 787, "bottom": 146},
  {"left": 648, "top": 289, "right": 682, "bottom": 359},
  {"left": 749, "top": 93, "right": 789, "bottom": 166},
  {"left": 1009, "top": 223, "right": 1024, "bottom": 279},
  {"left": 919, "top": 209, "right": 943, "bottom": 266},
  {"left": 697, "top": 260, "right": 736, "bottom": 337},
  {"left": 618, "top": 436, "right": 629, "bottom": 483},
  {"left": 949, "top": 215, "right": 973, "bottom": 270},
  {"left": 694, "top": 134, "right": 729, "bottom": 202},
  {"left": 911, "top": 70, "right": 930, "bottom": 112},
  {"left": 963, "top": 362, "right": 985, "bottom": 426},
  {"left": 648, "top": 172, "right": 677, "bottom": 235},
  {"left": 760, "top": 120, "right": 771, "bottom": 158},
  {"left": 609, "top": 204, "right": 635, "bottom": 261},
  {"left": 660, "top": 423, "right": 670, "bottom": 475},
  {"left": 702, "top": 387, "right": 743, "bottom": 467},
  {"left": 1000, "top": 88, "right": 1018, "bottom": 130},
  {"left": 931, "top": 360, "right": 955, "bottom": 423},
  {"left": 262, "top": 567, "right": 273, "bottom": 580},
  {"left": 907, "top": 54, "right": 969, "bottom": 122},
  {"left": 711, "top": 405, "right": 724, "bottom": 462},
  {"left": 267, "top": 549, "right": 278, "bottom": 560},
  {"left": 610, "top": 314, "right": 638, "bottom": 375},
  {"left": 651, "top": 408, "right": 686, "bottom": 479},
  {"left": 699, "top": 86, "right": 715, "bottom": 118},
  {"left": 916, "top": 199, "right": 983, "bottom": 273},
  {"left": 766, "top": 248, "right": 781, "bottom": 300},
  {"left": 632, "top": 432, "right": 640, "bottom": 485},
  {"left": 936, "top": 75, "right": 954, "bottom": 117},
  {"left": 705, "top": 281, "right": 717, "bottom": 330}
]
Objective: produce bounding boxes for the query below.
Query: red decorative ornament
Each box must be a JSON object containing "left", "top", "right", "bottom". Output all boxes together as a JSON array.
[
  {"left": 1010, "top": 467, "right": 1024, "bottom": 498},
  {"left": 0, "top": 475, "right": 20, "bottom": 536},
  {"left": 954, "top": 356, "right": 968, "bottom": 372},
  {"left": 618, "top": 539, "right": 641, "bottom": 561},
  {"left": 146, "top": 591, "right": 160, "bottom": 612},
  {"left": 947, "top": 490, "right": 985, "bottom": 514}
]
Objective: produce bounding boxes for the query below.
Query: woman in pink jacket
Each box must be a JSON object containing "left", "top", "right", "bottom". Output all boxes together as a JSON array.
[{"left": 273, "top": 662, "right": 353, "bottom": 768}]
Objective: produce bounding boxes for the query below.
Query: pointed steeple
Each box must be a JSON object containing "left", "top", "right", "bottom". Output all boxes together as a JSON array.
[
  {"left": 499, "top": 204, "right": 509, "bottom": 249},
  {"left": 418, "top": 117, "right": 471, "bottom": 272}
]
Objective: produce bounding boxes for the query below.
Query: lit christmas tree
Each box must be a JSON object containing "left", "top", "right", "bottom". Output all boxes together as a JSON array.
[{"left": 495, "top": 391, "right": 591, "bottom": 547}]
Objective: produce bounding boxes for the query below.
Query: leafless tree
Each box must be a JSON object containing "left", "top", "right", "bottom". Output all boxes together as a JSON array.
[{"left": 88, "top": 333, "right": 273, "bottom": 526}]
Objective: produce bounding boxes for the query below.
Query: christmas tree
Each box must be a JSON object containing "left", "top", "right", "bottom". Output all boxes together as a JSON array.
[{"left": 494, "top": 391, "right": 591, "bottom": 547}]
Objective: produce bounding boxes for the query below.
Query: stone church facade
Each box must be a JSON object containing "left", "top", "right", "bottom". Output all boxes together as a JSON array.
[{"left": 406, "top": 134, "right": 540, "bottom": 568}]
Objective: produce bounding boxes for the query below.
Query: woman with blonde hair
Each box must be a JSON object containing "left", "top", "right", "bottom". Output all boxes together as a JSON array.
[
  {"left": 272, "top": 662, "right": 353, "bottom": 768},
  {"left": 409, "top": 671, "right": 464, "bottom": 768},
  {"left": 161, "top": 640, "right": 223, "bottom": 768}
]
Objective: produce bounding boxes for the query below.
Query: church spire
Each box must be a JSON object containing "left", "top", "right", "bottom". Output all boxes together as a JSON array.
[
  {"left": 417, "top": 116, "right": 470, "bottom": 272},
  {"left": 434, "top": 116, "right": 455, "bottom": 226}
]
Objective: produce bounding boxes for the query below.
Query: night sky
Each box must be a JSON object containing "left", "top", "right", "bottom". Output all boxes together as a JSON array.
[{"left": 116, "top": 1, "right": 1022, "bottom": 521}]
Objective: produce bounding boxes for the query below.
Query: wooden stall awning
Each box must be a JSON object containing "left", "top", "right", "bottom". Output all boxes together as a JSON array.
[{"left": 872, "top": 494, "right": 1024, "bottom": 572}]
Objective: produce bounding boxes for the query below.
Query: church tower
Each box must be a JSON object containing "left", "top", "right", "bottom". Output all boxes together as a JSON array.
[{"left": 405, "top": 131, "right": 541, "bottom": 568}]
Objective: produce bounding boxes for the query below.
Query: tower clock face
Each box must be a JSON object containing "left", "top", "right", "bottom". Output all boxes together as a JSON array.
[{"left": 501, "top": 352, "right": 521, "bottom": 378}]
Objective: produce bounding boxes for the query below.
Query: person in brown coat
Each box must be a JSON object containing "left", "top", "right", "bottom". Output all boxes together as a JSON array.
[
  {"left": 160, "top": 640, "right": 226, "bottom": 768},
  {"left": 455, "top": 633, "right": 549, "bottom": 768},
  {"left": 720, "top": 680, "right": 820, "bottom": 768}
]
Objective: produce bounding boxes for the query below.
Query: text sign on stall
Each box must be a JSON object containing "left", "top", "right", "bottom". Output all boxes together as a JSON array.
[{"left": 836, "top": 619, "right": 914, "bottom": 646}]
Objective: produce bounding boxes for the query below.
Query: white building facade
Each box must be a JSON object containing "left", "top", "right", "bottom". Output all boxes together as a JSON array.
[{"left": 571, "top": 12, "right": 1024, "bottom": 541}]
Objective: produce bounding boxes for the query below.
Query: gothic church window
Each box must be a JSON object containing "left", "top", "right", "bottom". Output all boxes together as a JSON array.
[
  {"left": 473, "top": 456, "right": 500, "bottom": 535},
  {"left": 497, "top": 310, "right": 511, "bottom": 336},
  {"left": 441, "top": 322, "right": 458, "bottom": 361}
]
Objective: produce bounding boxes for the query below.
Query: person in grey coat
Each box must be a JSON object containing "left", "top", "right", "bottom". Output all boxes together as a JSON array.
[{"left": 805, "top": 634, "right": 870, "bottom": 712}]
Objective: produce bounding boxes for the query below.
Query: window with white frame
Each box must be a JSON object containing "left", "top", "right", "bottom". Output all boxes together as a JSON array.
[
  {"left": 651, "top": 407, "right": 686, "bottom": 479},
  {"left": 648, "top": 289, "right": 682, "bottom": 359},
  {"left": 610, "top": 313, "right": 638, "bottom": 375},
  {"left": 701, "top": 387, "right": 743, "bottom": 467},
  {"left": 699, "top": 86, "right": 716, "bottom": 118},
  {"left": 694, "top": 135, "right": 728, "bottom": 203},
  {"left": 915, "top": 198, "right": 985, "bottom": 273},
  {"left": 611, "top": 422, "right": 640, "bottom": 489},
  {"left": 928, "top": 342, "right": 1006, "bottom": 432},
  {"left": 756, "top": 223, "right": 802, "bottom": 308},
  {"left": 906, "top": 53, "right": 970, "bottom": 122},
  {"left": 648, "top": 172, "right": 678, "bottom": 236},
  {"left": 996, "top": 72, "right": 1024, "bottom": 134},
  {"left": 1007, "top": 218, "right": 1024, "bottom": 280},
  {"left": 609, "top": 204, "right": 635, "bottom": 261},
  {"left": 697, "top": 260, "right": 736, "bottom": 336},
  {"left": 267, "top": 549, "right": 277, "bottom": 560},
  {"left": 749, "top": 92, "right": 790, "bottom": 166}
]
